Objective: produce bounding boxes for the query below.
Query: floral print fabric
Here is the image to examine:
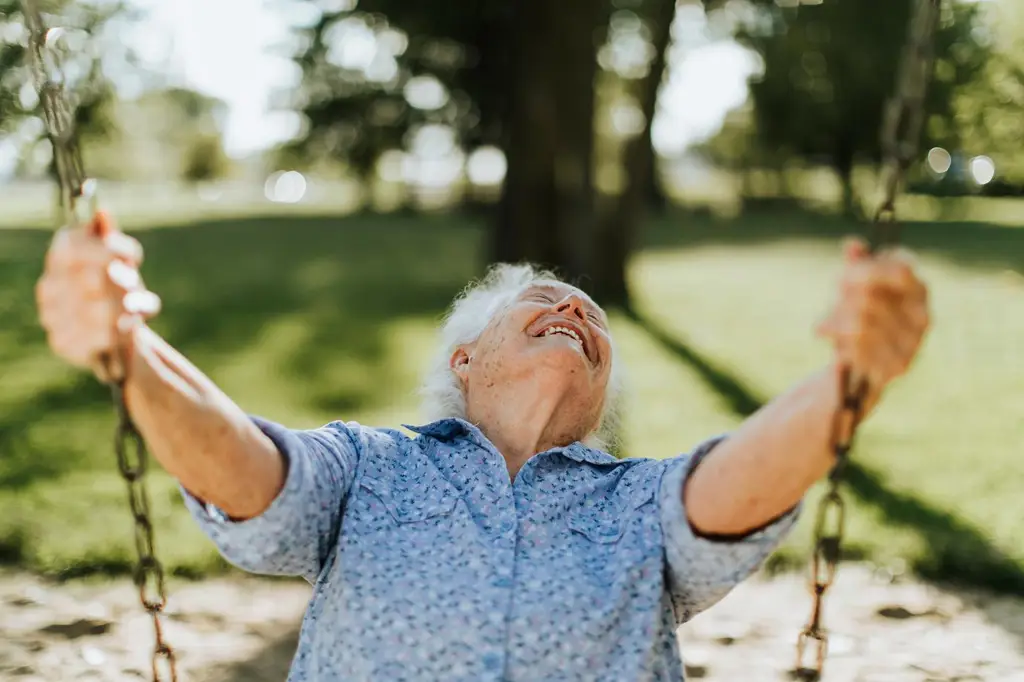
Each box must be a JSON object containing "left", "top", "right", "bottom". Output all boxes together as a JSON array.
[{"left": 182, "top": 416, "right": 799, "bottom": 681}]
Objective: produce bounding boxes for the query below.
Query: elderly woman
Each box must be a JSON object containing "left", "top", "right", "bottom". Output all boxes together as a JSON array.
[{"left": 37, "top": 213, "right": 929, "bottom": 681}]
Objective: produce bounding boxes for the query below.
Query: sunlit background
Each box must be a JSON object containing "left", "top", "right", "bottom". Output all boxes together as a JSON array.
[
  {"left": 2, "top": 0, "right": 1024, "bottom": 679},
  {"left": 0, "top": 0, "right": 762, "bottom": 176},
  {"left": 1, "top": 0, "right": 1007, "bottom": 208}
]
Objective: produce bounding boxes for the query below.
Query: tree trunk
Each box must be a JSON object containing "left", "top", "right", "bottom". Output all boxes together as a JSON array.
[
  {"left": 643, "top": 136, "right": 668, "bottom": 214},
  {"left": 835, "top": 139, "right": 857, "bottom": 216},
  {"left": 592, "top": 0, "right": 676, "bottom": 309},
  {"left": 492, "top": 0, "right": 606, "bottom": 283}
]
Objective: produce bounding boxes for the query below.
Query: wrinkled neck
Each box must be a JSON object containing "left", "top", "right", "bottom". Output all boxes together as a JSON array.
[{"left": 466, "top": 382, "right": 584, "bottom": 481}]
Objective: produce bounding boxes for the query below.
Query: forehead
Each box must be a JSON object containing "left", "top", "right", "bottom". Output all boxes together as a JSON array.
[{"left": 523, "top": 281, "right": 606, "bottom": 316}]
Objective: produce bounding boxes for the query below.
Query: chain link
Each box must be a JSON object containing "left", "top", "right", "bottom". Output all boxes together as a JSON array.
[
  {"left": 791, "top": 1, "right": 942, "bottom": 680},
  {"left": 20, "top": 3, "right": 178, "bottom": 680}
]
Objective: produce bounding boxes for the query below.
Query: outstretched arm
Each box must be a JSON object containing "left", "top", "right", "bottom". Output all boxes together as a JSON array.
[
  {"left": 683, "top": 239, "right": 930, "bottom": 537},
  {"left": 125, "top": 331, "right": 363, "bottom": 581},
  {"left": 37, "top": 212, "right": 284, "bottom": 519},
  {"left": 36, "top": 213, "right": 361, "bottom": 581},
  {"left": 123, "top": 323, "right": 285, "bottom": 520},
  {"left": 683, "top": 363, "right": 877, "bottom": 537}
]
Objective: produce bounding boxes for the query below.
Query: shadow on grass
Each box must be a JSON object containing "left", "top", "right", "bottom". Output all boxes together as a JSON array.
[
  {"left": 0, "top": 374, "right": 109, "bottom": 490},
  {"left": 621, "top": 307, "right": 763, "bottom": 418},
  {"left": 3, "top": 203, "right": 1024, "bottom": 661},
  {"left": 3, "top": 204, "right": 1023, "bottom": 502},
  {"left": 627, "top": 307, "right": 1024, "bottom": 597},
  {"left": 0, "top": 211, "right": 485, "bottom": 577}
]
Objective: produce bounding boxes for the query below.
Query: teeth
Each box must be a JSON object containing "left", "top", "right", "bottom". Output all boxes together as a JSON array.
[{"left": 542, "top": 326, "right": 583, "bottom": 346}]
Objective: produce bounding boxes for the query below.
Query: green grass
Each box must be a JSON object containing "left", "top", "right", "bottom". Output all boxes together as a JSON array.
[{"left": 2, "top": 194, "right": 1023, "bottom": 595}]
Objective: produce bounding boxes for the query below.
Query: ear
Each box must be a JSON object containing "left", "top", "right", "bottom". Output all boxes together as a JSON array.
[{"left": 449, "top": 346, "right": 472, "bottom": 384}]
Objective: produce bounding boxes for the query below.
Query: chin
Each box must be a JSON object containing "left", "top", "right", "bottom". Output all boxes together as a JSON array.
[
  {"left": 530, "top": 344, "right": 597, "bottom": 374},
  {"left": 539, "top": 356, "right": 603, "bottom": 399}
]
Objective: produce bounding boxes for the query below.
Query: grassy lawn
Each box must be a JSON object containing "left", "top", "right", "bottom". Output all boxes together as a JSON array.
[{"left": 1, "top": 194, "right": 1023, "bottom": 595}]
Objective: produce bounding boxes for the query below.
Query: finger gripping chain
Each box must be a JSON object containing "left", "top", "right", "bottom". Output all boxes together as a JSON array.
[
  {"left": 792, "top": 1, "right": 941, "bottom": 679},
  {"left": 19, "top": 2, "right": 178, "bottom": 680}
]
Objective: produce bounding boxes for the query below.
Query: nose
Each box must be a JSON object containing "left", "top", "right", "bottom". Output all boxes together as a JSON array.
[{"left": 555, "top": 295, "right": 587, "bottom": 321}]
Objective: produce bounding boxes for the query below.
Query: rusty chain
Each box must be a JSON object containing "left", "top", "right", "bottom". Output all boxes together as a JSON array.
[
  {"left": 791, "top": 1, "right": 943, "bottom": 680},
  {"left": 20, "top": 2, "right": 178, "bottom": 680}
]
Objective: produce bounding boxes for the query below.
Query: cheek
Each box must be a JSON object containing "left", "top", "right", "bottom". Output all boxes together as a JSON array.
[
  {"left": 473, "top": 333, "right": 514, "bottom": 383},
  {"left": 597, "top": 336, "right": 614, "bottom": 369}
]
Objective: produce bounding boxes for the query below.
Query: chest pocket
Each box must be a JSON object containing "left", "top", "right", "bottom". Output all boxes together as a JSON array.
[
  {"left": 568, "top": 487, "right": 655, "bottom": 544},
  {"left": 359, "top": 474, "right": 458, "bottom": 525}
]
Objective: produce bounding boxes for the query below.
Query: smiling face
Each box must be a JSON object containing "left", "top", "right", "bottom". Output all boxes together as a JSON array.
[{"left": 450, "top": 280, "right": 613, "bottom": 443}]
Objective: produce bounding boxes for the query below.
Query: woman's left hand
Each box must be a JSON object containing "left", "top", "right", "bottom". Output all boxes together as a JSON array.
[{"left": 816, "top": 238, "right": 931, "bottom": 390}]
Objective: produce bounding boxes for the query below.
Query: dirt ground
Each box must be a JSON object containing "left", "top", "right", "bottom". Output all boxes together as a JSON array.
[{"left": 2, "top": 564, "right": 1023, "bottom": 681}]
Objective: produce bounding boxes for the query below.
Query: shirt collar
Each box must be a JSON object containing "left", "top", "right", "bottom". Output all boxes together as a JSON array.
[{"left": 403, "top": 418, "right": 619, "bottom": 466}]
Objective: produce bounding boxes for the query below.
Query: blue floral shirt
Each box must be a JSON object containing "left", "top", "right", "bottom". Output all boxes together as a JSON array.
[{"left": 182, "top": 416, "right": 799, "bottom": 681}]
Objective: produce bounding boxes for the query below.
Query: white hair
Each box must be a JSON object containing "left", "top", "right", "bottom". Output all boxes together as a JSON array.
[{"left": 419, "top": 263, "right": 626, "bottom": 451}]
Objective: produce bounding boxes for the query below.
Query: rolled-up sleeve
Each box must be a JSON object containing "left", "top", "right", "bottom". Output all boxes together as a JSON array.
[
  {"left": 659, "top": 435, "right": 801, "bottom": 623},
  {"left": 181, "top": 416, "right": 362, "bottom": 583}
]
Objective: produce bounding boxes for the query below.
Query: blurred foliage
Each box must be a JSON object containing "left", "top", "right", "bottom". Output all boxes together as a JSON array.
[
  {"left": 182, "top": 133, "right": 232, "bottom": 185},
  {"left": 1, "top": 0, "right": 131, "bottom": 161},
  {"left": 951, "top": 0, "right": 1024, "bottom": 185},
  {"left": 85, "top": 87, "right": 233, "bottom": 183},
  {"left": 0, "top": 1, "right": 231, "bottom": 184},
  {"left": 274, "top": 0, "right": 674, "bottom": 179},
  {"left": 272, "top": 0, "right": 510, "bottom": 178},
  {"left": 5, "top": 0, "right": 1020, "bottom": 297},
  {"left": 274, "top": 0, "right": 685, "bottom": 307},
  {"left": 730, "top": 0, "right": 991, "bottom": 212}
]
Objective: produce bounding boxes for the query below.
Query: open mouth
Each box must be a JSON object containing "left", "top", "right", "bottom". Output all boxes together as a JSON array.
[{"left": 533, "top": 321, "right": 592, "bottom": 362}]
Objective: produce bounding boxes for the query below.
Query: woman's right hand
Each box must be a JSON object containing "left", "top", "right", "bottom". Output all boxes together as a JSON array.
[{"left": 36, "top": 211, "right": 162, "bottom": 379}]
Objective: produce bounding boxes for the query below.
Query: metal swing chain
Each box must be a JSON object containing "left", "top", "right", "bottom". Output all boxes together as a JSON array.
[
  {"left": 20, "top": 2, "right": 179, "bottom": 680},
  {"left": 791, "top": 1, "right": 942, "bottom": 680}
]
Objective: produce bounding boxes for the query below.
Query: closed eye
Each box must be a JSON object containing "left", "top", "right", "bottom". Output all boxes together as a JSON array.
[{"left": 524, "top": 290, "right": 605, "bottom": 327}]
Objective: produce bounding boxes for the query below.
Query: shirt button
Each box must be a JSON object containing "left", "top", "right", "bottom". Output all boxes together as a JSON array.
[
  {"left": 205, "top": 502, "right": 228, "bottom": 523},
  {"left": 499, "top": 519, "right": 515, "bottom": 533},
  {"left": 482, "top": 653, "right": 503, "bottom": 672}
]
